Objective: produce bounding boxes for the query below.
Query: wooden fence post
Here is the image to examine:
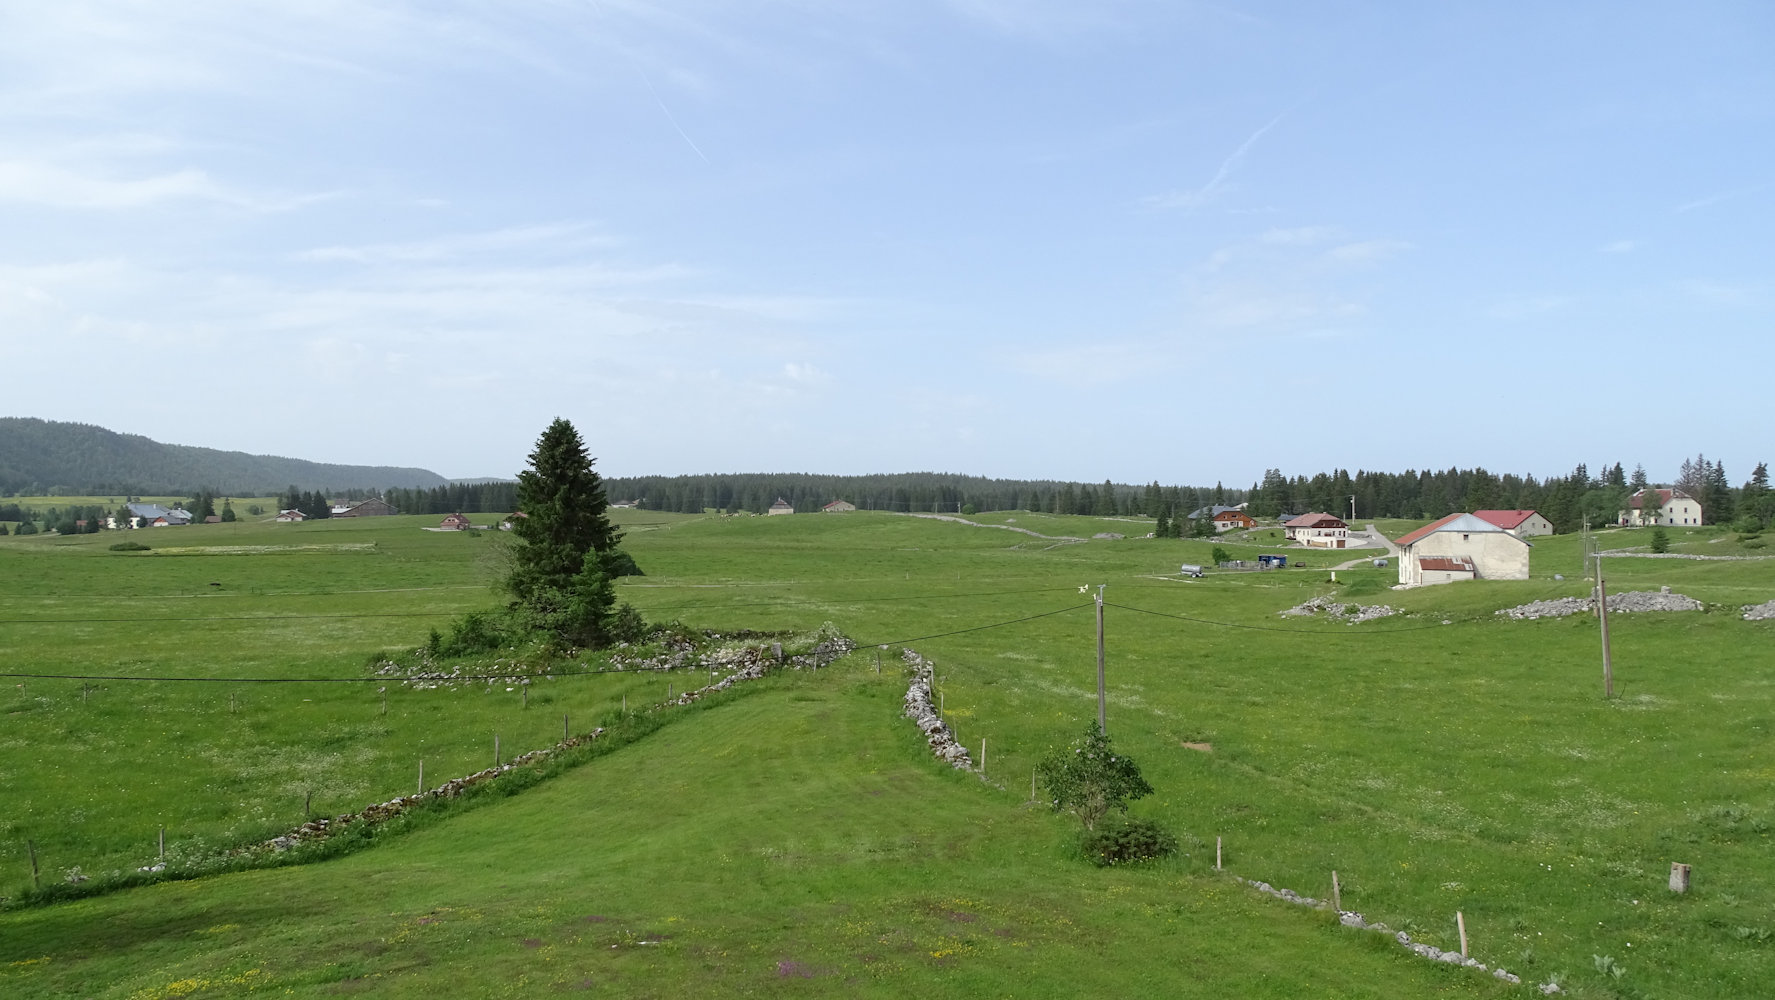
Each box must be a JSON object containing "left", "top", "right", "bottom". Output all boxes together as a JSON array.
[
  {"left": 1216, "top": 836, "right": 1222, "bottom": 871},
  {"left": 159, "top": 826, "right": 165, "bottom": 858},
  {"left": 1456, "top": 911, "right": 1468, "bottom": 958},
  {"left": 418, "top": 760, "right": 424, "bottom": 795},
  {"left": 563, "top": 712, "right": 569, "bottom": 741},
  {"left": 1331, "top": 871, "right": 1341, "bottom": 912},
  {"left": 495, "top": 734, "right": 501, "bottom": 767},
  {"left": 27, "top": 839, "right": 39, "bottom": 889}
]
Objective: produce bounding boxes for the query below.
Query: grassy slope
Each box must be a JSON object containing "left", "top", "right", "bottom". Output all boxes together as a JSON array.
[
  {"left": 1, "top": 669, "right": 1512, "bottom": 999},
  {"left": 2, "top": 511, "right": 1773, "bottom": 996}
]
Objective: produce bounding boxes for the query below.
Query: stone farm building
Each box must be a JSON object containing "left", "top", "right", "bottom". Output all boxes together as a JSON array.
[
  {"left": 1472, "top": 509, "right": 1554, "bottom": 538},
  {"left": 274, "top": 509, "right": 307, "bottom": 522},
  {"left": 114, "top": 503, "right": 193, "bottom": 528},
  {"left": 821, "top": 500, "right": 857, "bottom": 513},
  {"left": 439, "top": 513, "right": 471, "bottom": 530},
  {"left": 1619, "top": 488, "right": 1703, "bottom": 527},
  {"left": 768, "top": 498, "right": 795, "bottom": 515},
  {"left": 332, "top": 497, "right": 399, "bottom": 517},
  {"left": 1394, "top": 512, "right": 1531, "bottom": 586},
  {"left": 1283, "top": 512, "right": 1349, "bottom": 548}
]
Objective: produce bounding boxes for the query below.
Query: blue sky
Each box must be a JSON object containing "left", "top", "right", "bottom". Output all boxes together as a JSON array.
[{"left": 1, "top": 2, "right": 1769, "bottom": 488}]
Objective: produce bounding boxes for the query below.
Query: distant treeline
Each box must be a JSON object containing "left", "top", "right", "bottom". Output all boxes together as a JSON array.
[
  {"left": 600, "top": 473, "right": 1243, "bottom": 517},
  {"left": 1247, "top": 455, "right": 1770, "bottom": 532},
  {"left": 0, "top": 417, "right": 447, "bottom": 495}
]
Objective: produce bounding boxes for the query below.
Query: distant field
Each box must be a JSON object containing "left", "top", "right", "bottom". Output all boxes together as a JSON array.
[{"left": 2, "top": 510, "right": 1773, "bottom": 997}]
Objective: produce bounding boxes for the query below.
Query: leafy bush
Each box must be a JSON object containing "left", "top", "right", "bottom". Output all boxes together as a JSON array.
[
  {"left": 1211, "top": 546, "right": 1231, "bottom": 565},
  {"left": 1080, "top": 815, "right": 1178, "bottom": 867},
  {"left": 1746, "top": 540, "right": 1766, "bottom": 550},
  {"left": 108, "top": 540, "right": 151, "bottom": 552},
  {"left": 1036, "top": 722, "right": 1154, "bottom": 830}
]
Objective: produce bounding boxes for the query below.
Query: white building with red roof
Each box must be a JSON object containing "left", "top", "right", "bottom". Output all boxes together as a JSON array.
[
  {"left": 1471, "top": 509, "right": 1554, "bottom": 538},
  {"left": 1618, "top": 488, "right": 1702, "bottom": 527},
  {"left": 1393, "top": 513, "right": 1531, "bottom": 586},
  {"left": 1283, "top": 512, "right": 1349, "bottom": 548}
]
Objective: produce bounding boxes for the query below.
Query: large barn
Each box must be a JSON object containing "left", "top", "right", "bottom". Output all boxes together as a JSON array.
[{"left": 1394, "top": 513, "right": 1531, "bottom": 586}]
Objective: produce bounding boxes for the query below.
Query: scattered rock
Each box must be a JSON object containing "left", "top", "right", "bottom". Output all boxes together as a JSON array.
[
  {"left": 1279, "top": 595, "right": 1399, "bottom": 622},
  {"left": 1497, "top": 591, "right": 1702, "bottom": 620},
  {"left": 1092, "top": 532, "right": 1124, "bottom": 540},
  {"left": 1743, "top": 599, "right": 1775, "bottom": 621}
]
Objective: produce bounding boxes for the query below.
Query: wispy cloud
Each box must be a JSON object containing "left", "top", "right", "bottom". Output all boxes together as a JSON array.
[
  {"left": 1325, "top": 239, "right": 1412, "bottom": 265},
  {"left": 1675, "top": 183, "right": 1769, "bottom": 214},
  {"left": 1143, "top": 110, "right": 1287, "bottom": 212}
]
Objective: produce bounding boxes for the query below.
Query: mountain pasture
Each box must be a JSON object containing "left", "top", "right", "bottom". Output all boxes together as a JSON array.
[{"left": 1, "top": 511, "right": 1772, "bottom": 997}]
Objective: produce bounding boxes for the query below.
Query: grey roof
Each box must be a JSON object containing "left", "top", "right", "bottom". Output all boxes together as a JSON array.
[{"left": 1188, "top": 504, "right": 1241, "bottom": 519}]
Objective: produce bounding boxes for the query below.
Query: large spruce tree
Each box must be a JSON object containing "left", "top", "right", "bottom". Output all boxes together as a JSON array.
[{"left": 506, "top": 418, "right": 626, "bottom": 648}]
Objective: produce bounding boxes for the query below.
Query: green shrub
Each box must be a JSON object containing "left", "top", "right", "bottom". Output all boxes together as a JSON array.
[
  {"left": 1746, "top": 540, "right": 1766, "bottom": 550},
  {"left": 1651, "top": 528, "right": 1671, "bottom": 553},
  {"left": 1080, "top": 815, "right": 1178, "bottom": 867},
  {"left": 108, "top": 540, "right": 151, "bottom": 552}
]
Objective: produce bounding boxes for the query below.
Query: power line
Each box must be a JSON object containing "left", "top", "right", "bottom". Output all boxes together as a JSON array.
[
  {"left": 856, "top": 602, "right": 1093, "bottom": 648},
  {"left": 1104, "top": 601, "right": 1455, "bottom": 636},
  {"left": 0, "top": 610, "right": 465, "bottom": 625}
]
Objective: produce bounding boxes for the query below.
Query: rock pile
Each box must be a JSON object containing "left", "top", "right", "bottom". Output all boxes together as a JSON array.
[
  {"left": 1497, "top": 591, "right": 1702, "bottom": 620},
  {"left": 1279, "top": 595, "right": 1400, "bottom": 623},
  {"left": 1744, "top": 599, "right": 1775, "bottom": 621},
  {"left": 1237, "top": 877, "right": 1543, "bottom": 989},
  {"left": 901, "top": 649, "right": 973, "bottom": 770}
]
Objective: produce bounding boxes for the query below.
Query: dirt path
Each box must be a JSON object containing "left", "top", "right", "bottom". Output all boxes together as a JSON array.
[{"left": 895, "top": 512, "right": 1086, "bottom": 544}]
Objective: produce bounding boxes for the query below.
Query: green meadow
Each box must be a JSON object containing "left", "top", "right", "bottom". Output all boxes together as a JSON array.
[{"left": 2, "top": 511, "right": 1773, "bottom": 997}]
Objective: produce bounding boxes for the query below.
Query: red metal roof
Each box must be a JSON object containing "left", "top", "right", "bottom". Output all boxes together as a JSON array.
[
  {"left": 1393, "top": 513, "right": 1464, "bottom": 547},
  {"left": 1472, "top": 510, "right": 1539, "bottom": 530},
  {"left": 1627, "top": 488, "right": 1690, "bottom": 509},
  {"left": 1418, "top": 556, "right": 1476, "bottom": 573},
  {"left": 1284, "top": 512, "right": 1346, "bottom": 528}
]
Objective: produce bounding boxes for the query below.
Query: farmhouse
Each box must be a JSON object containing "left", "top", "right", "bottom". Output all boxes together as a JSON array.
[
  {"left": 1472, "top": 509, "right": 1554, "bottom": 538},
  {"left": 1394, "top": 512, "right": 1531, "bottom": 586},
  {"left": 768, "top": 498, "right": 795, "bottom": 516},
  {"left": 821, "top": 500, "right": 857, "bottom": 513},
  {"left": 123, "top": 503, "right": 192, "bottom": 528},
  {"left": 332, "top": 497, "right": 399, "bottom": 518},
  {"left": 1212, "top": 509, "right": 1257, "bottom": 532},
  {"left": 274, "top": 509, "right": 306, "bottom": 522},
  {"left": 1188, "top": 503, "right": 1247, "bottom": 520},
  {"left": 1619, "top": 488, "right": 1703, "bottom": 527},
  {"left": 439, "top": 513, "right": 471, "bottom": 531},
  {"left": 1283, "top": 512, "right": 1349, "bottom": 548}
]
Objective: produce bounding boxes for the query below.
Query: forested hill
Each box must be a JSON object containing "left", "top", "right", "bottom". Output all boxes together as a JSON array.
[{"left": 0, "top": 418, "right": 448, "bottom": 495}]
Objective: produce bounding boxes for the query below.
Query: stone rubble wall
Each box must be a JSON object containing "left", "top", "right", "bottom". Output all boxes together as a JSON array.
[
  {"left": 1237, "top": 878, "right": 1561, "bottom": 993},
  {"left": 900, "top": 649, "right": 974, "bottom": 770},
  {"left": 1279, "top": 594, "right": 1400, "bottom": 623},
  {"left": 1743, "top": 599, "right": 1775, "bottom": 622},
  {"left": 1497, "top": 590, "right": 1703, "bottom": 620},
  {"left": 145, "top": 630, "right": 855, "bottom": 871}
]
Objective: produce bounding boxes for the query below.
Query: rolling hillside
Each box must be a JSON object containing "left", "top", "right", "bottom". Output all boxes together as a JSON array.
[{"left": 0, "top": 417, "right": 448, "bottom": 495}]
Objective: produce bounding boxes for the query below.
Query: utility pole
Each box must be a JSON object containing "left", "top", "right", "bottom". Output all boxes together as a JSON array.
[
  {"left": 1349, "top": 494, "right": 1356, "bottom": 522},
  {"left": 1095, "top": 585, "right": 1107, "bottom": 734},
  {"left": 1597, "top": 559, "right": 1615, "bottom": 699}
]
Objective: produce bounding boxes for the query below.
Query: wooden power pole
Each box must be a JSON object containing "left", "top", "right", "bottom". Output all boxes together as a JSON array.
[
  {"left": 1597, "top": 560, "right": 1615, "bottom": 699},
  {"left": 1095, "top": 585, "right": 1107, "bottom": 734}
]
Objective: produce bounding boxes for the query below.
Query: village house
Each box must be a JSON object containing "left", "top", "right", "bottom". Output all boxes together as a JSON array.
[
  {"left": 1283, "top": 512, "right": 1349, "bottom": 548},
  {"left": 439, "top": 513, "right": 472, "bottom": 530},
  {"left": 1212, "top": 509, "right": 1258, "bottom": 532},
  {"left": 821, "top": 500, "right": 857, "bottom": 513},
  {"left": 1394, "top": 512, "right": 1531, "bottom": 586},
  {"left": 1471, "top": 509, "right": 1555, "bottom": 538},
  {"left": 274, "top": 509, "right": 307, "bottom": 522},
  {"left": 1619, "top": 488, "right": 1703, "bottom": 527},
  {"left": 768, "top": 498, "right": 795, "bottom": 516}
]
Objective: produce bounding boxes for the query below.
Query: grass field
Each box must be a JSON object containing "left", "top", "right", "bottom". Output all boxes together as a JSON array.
[{"left": 3, "top": 511, "right": 1773, "bottom": 997}]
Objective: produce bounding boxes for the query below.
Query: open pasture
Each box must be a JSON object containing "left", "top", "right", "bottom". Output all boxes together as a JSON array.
[{"left": 2, "top": 510, "right": 1773, "bottom": 997}]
